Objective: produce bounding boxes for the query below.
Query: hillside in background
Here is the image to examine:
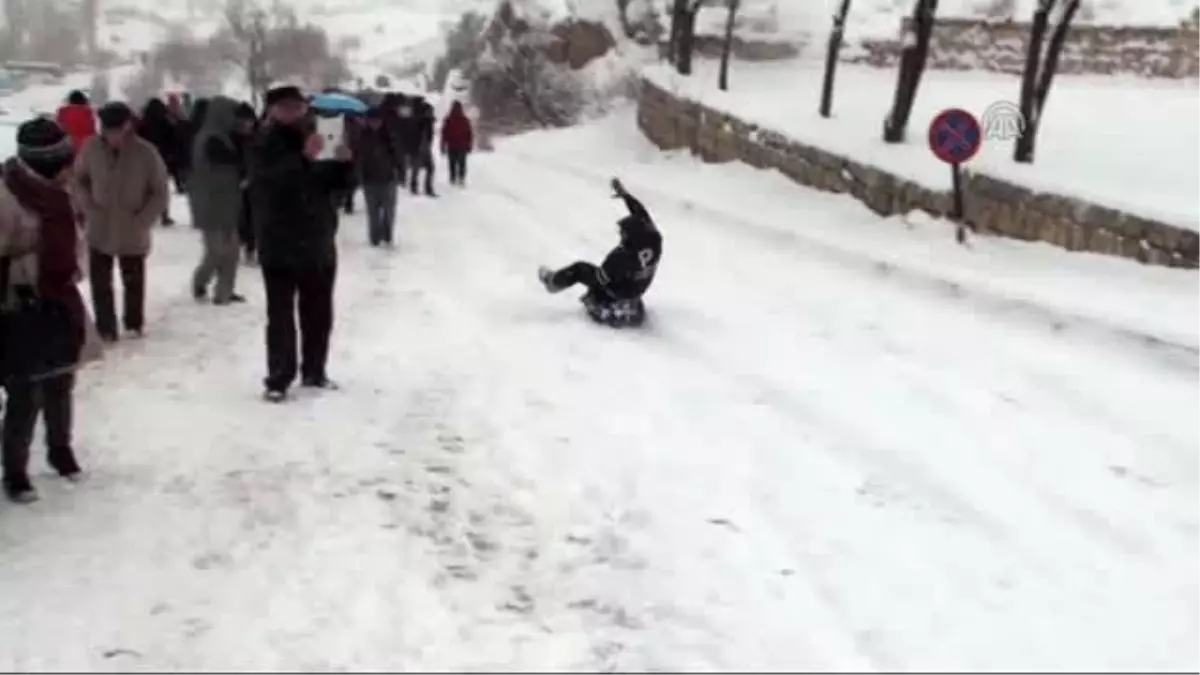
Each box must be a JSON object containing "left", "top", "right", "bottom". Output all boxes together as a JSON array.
[{"left": 88, "top": 0, "right": 1200, "bottom": 71}]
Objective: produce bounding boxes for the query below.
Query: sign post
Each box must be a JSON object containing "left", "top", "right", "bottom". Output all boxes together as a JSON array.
[{"left": 928, "top": 108, "right": 982, "bottom": 244}]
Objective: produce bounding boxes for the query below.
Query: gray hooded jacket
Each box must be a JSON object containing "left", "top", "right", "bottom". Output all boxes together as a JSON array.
[{"left": 187, "top": 96, "right": 242, "bottom": 234}]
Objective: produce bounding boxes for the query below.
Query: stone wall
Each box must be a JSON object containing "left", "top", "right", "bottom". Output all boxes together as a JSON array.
[
  {"left": 637, "top": 79, "right": 1199, "bottom": 268},
  {"left": 850, "top": 18, "right": 1199, "bottom": 78},
  {"left": 691, "top": 35, "right": 803, "bottom": 61}
]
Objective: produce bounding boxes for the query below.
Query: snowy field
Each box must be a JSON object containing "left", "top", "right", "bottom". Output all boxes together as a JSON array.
[
  {"left": 0, "top": 106, "right": 1195, "bottom": 671},
  {"left": 645, "top": 60, "right": 1200, "bottom": 232}
]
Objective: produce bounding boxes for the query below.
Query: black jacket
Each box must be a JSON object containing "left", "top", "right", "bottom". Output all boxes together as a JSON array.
[
  {"left": 248, "top": 123, "right": 353, "bottom": 268},
  {"left": 352, "top": 123, "right": 401, "bottom": 184},
  {"left": 599, "top": 192, "right": 662, "bottom": 300},
  {"left": 396, "top": 99, "right": 434, "bottom": 156}
]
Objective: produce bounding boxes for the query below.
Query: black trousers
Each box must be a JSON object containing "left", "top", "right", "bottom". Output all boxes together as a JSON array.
[
  {"left": 408, "top": 152, "right": 435, "bottom": 194},
  {"left": 237, "top": 191, "right": 255, "bottom": 256},
  {"left": 2, "top": 373, "right": 75, "bottom": 480},
  {"left": 89, "top": 249, "right": 146, "bottom": 338},
  {"left": 551, "top": 261, "right": 608, "bottom": 295},
  {"left": 261, "top": 264, "right": 336, "bottom": 391},
  {"left": 447, "top": 150, "right": 468, "bottom": 184}
]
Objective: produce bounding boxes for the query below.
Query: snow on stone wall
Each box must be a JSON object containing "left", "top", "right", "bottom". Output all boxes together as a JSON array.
[{"left": 850, "top": 18, "right": 1199, "bottom": 78}]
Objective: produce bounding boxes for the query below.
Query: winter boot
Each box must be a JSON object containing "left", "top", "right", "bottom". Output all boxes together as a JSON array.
[
  {"left": 48, "top": 446, "right": 83, "bottom": 481},
  {"left": 301, "top": 375, "right": 339, "bottom": 390},
  {"left": 538, "top": 266, "right": 563, "bottom": 293},
  {"left": 213, "top": 293, "right": 247, "bottom": 306},
  {"left": 3, "top": 474, "right": 38, "bottom": 503},
  {"left": 263, "top": 388, "right": 288, "bottom": 403}
]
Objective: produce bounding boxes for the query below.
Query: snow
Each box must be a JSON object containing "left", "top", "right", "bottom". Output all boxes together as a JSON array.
[
  {"left": 644, "top": 59, "right": 1200, "bottom": 232},
  {"left": 0, "top": 99, "right": 1196, "bottom": 671}
]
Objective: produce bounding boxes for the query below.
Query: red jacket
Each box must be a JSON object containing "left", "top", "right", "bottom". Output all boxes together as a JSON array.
[
  {"left": 440, "top": 103, "right": 473, "bottom": 152},
  {"left": 55, "top": 104, "right": 97, "bottom": 152}
]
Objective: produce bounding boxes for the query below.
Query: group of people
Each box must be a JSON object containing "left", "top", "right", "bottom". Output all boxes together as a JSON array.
[
  {"left": 342, "top": 94, "right": 475, "bottom": 246},
  {"left": 0, "top": 82, "right": 480, "bottom": 503},
  {"left": 0, "top": 77, "right": 661, "bottom": 506}
]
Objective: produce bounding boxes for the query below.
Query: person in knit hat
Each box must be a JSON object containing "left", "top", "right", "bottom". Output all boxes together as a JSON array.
[
  {"left": 0, "top": 118, "right": 94, "bottom": 503},
  {"left": 74, "top": 100, "right": 169, "bottom": 342},
  {"left": 248, "top": 84, "right": 353, "bottom": 402}
]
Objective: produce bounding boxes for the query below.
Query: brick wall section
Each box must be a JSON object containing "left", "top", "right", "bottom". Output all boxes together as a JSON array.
[
  {"left": 851, "top": 18, "right": 1199, "bottom": 79},
  {"left": 637, "top": 79, "right": 1200, "bottom": 268}
]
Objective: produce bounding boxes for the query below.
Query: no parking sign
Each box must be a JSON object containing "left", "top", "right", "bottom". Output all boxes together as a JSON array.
[
  {"left": 928, "top": 108, "right": 982, "bottom": 165},
  {"left": 927, "top": 107, "right": 982, "bottom": 240}
]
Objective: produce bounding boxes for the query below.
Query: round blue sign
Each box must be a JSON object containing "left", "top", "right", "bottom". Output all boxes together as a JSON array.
[{"left": 928, "top": 108, "right": 982, "bottom": 165}]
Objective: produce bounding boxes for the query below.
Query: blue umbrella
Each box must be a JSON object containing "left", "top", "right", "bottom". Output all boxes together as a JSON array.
[{"left": 309, "top": 92, "right": 368, "bottom": 114}]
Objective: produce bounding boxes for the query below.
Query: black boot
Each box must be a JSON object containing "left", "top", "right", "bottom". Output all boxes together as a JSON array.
[
  {"left": 48, "top": 446, "right": 83, "bottom": 481},
  {"left": 3, "top": 474, "right": 38, "bottom": 503},
  {"left": 301, "top": 375, "right": 339, "bottom": 389}
]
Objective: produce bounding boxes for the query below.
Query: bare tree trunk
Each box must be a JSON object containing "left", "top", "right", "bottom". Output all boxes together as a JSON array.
[
  {"left": 667, "top": 0, "right": 687, "bottom": 64},
  {"left": 1014, "top": 0, "right": 1050, "bottom": 163},
  {"left": 1014, "top": 0, "right": 1080, "bottom": 163},
  {"left": 882, "top": 0, "right": 938, "bottom": 144},
  {"left": 819, "top": 0, "right": 853, "bottom": 118},
  {"left": 81, "top": 0, "right": 99, "bottom": 60},
  {"left": 676, "top": 0, "right": 702, "bottom": 76},
  {"left": 2, "top": 0, "right": 29, "bottom": 58},
  {"left": 616, "top": 0, "right": 634, "bottom": 39},
  {"left": 717, "top": 0, "right": 740, "bottom": 91}
]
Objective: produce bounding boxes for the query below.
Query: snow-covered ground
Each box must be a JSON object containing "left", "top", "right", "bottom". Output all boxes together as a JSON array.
[
  {"left": 645, "top": 59, "right": 1200, "bottom": 232},
  {"left": 0, "top": 106, "right": 1195, "bottom": 671}
]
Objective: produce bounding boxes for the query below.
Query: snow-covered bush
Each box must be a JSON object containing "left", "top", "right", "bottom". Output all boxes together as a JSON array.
[
  {"left": 473, "top": 31, "right": 589, "bottom": 128},
  {"left": 121, "top": 66, "right": 166, "bottom": 110},
  {"left": 430, "top": 10, "right": 491, "bottom": 92}
]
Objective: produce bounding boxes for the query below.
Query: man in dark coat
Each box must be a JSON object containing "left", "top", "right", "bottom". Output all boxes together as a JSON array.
[
  {"left": 400, "top": 97, "right": 437, "bottom": 197},
  {"left": 353, "top": 107, "right": 402, "bottom": 247},
  {"left": 538, "top": 178, "right": 662, "bottom": 327},
  {"left": 189, "top": 96, "right": 245, "bottom": 304},
  {"left": 138, "top": 98, "right": 185, "bottom": 223},
  {"left": 248, "top": 85, "right": 354, "bottom": 402}
]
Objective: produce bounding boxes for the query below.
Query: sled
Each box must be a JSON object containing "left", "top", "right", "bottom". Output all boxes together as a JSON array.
[{"left": 581, "top": 293, "right": 647, "bottom": 328}]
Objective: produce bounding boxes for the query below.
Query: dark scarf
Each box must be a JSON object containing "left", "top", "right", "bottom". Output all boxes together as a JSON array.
[{"left": 2, "top": 158, "right": 84, "bottom": 333}]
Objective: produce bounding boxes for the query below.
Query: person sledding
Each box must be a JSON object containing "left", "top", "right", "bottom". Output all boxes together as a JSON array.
[{"left": 538, "top": 178, "right": 662, "bottom": 327}]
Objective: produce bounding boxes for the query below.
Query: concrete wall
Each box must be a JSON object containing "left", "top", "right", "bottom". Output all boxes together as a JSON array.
[
  {"left": 637, "top": 79, "right": 1199, "bottom": 268},
  {"left": 851, "top": 18, "right": 1199, "bottom": 78}
]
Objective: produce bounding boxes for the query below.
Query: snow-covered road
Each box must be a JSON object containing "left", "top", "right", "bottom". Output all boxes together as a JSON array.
[{"left": 0, "top": 110, "right": 1195, "bottom": 672}]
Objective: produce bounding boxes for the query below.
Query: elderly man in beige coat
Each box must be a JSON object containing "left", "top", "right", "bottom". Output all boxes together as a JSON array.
[{"left": 74, "top": 101, "right": 169, "bottom": 342}]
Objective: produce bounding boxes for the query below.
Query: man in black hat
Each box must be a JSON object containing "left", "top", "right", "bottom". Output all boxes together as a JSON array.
[{"left": 249, "top": 85, "right": 354, "bottom": 402}]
